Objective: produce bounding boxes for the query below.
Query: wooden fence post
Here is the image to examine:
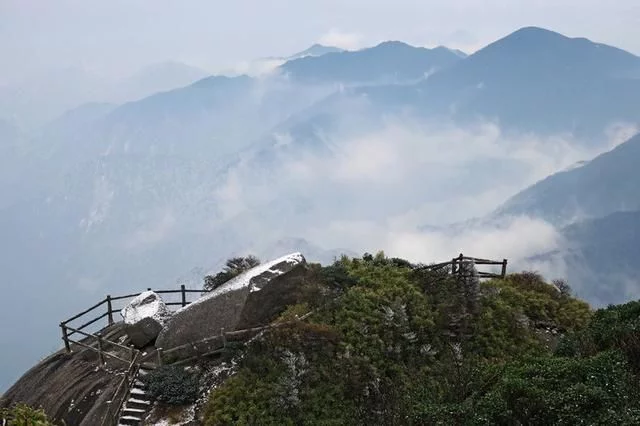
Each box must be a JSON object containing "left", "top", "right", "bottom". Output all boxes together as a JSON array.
[
  {"left": 157, "top": 348, "right": 163, "bottom": 366},
  {"left": 60, "top": 323, "right": 71, "bottom": 353},
  {"left": 221, "top": 328, "right": 226, "bottom": 348},
  {"left": 106, "top": 295, "right": 113, "bottom": 325},
  {"left": 97, "top": 336, "right": 105, "bottom": 365},
  {"left": 501, "top": 259, "right": 508, "bottom": 278},
  {"left": 181, "top": 284, "right": 187, "bottom": 307}
]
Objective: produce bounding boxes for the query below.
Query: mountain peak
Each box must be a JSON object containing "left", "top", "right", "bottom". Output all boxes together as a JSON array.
[
  {"left": 373, "top": 40, "right": 415, "bottom": 50},
  {"left": 288, "top": 44, "right": 344, "bottom": 60},
  {"left": 510, "top": 26, "right": 567, "bottom": 38},
  {"left": 453, "top": 25, "right": 640, "bottom": 79}
]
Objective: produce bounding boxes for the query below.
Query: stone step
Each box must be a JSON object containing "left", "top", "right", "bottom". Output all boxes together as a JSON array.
[
  {"left": 123, "top": 407, "right": 147, "bottom": 414},
  {"left": 127, "top": 397, "right": 152, "bottom": 405},
  {"left": 118, "top": 414, "right": 142, "bottom": 425},
  {"left": 118, "top": 367, "right": 153, "bottom": 426}
]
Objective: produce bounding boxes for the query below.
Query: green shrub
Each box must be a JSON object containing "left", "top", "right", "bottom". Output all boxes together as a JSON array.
[
  {"left": 471, "top": 351, "right": 640, "bottom": 425},
  {"left": 143, "top": 365, "right": 200, "bottom": 405},
  {"left": 200, "top": 255, "right": 639, "bottom": 425},
  {"left": 0, "top": 403, "right": 56, "bottom": 425},
  {"left": 203, "top": 255, "right": 260, "bottom": 292}
]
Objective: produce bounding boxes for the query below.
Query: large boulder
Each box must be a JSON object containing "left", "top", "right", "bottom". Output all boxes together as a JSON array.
[
  {"left": 156, "top": 252, "right": 307, "bottom": 351},
  {"left": 121, "top": 290, "right": 172, "bottom": 348}
]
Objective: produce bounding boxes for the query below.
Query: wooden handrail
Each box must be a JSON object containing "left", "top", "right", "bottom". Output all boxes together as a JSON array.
[
  {"left": 100, "top": 350, "right": 140, "bottom": 426},
  {"left": 72, "top": 311, "right": 111, "bottom": 333},
  {"left": 65, "top": 326, "right": 134, "bottom": 353},
  {"left": 61, "top": 285, "right": 209, "bottom": 355},
  {"left": 160, "top": 311, "right": 315, "bottom": 361},
  {"left": 61, "top": 298, "right": 108, "bottom": 325},
  {"left": 416, "top": 254, "right": 507, "bottom": 279}
]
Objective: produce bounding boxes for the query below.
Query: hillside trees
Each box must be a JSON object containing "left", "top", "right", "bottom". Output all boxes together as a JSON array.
[{"left": 203, "top": 253, "right": 617, "bottom": 425}]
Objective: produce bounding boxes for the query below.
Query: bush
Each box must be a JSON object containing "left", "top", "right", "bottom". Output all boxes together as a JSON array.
[
  {"left": 143, "top": 365, "right": 200, "bottom": 405},
  {"left": 471, "top": 351, "right": 640, "bottom": 425},
  {"left": 0, "top": 403, "right": 56, "bottom": 425},
  {"left": 203, "top": 255, "right": 260, "bottom": 292},
  {"left": 200, "top": 255, "right": 638, "bottom": 425}
]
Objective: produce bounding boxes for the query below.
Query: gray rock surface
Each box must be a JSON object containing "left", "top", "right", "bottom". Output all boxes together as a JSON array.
[
  {"left": 0, "top": 323, "right": 130, "bottom": 426},
  {"left": 156, "top": 252, "right": 307, "bottom": 351},
  {"left": 121, "top": 290, "right": 172, "bottom": 348}
]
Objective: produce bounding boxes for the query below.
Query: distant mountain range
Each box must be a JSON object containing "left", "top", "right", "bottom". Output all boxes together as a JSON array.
[
  {"left": 2, "top": 26, "right": 640, "bottom": 391},
  {"left": 496, "top": 133, "right": 640, "bottom": 226},
  {"left": 494, "top": 131, "right": 640, "bottom": 305},
  {"left": 280, "top": 41, "right": 462, "bottom": 84},
  {"left": 0, "top": 61, "right": 210, "bottom": 129}
]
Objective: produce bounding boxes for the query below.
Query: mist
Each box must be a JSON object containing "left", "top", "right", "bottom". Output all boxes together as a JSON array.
[{"left": 209, "top": 114, "right": 632, "bottom": 274}]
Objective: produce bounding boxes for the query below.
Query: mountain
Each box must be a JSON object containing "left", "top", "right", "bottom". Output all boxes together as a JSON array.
[
  {"left": 116, "top": 61, "right": 210, "bottom": 101},
  {"left": 35, "top": 74, "right": 333, "bottom": 170},
  {"left": 287, "top": 44, "right": 345, "bottom": 60},
  {"left": 3, "top": 26, "right": 640, "bottom": 392},
  {"left": 355, "top": 27, "right": 640, "bottom": 141},
  {"left": 280, "top": 41, "right": 462, "bottom": 84},
  {"left": 5, "top": 255, "right": 640, "bottom": 425},
  {"left": 0, "top": 62, "right": 209, "bottom": 130},
  {"left": 496, "top": 133, "right": 640, "bottom": 226},
  {"left": 525, "top": 210, "right": 640, "bottom": 305},
  {"left": 0, "top": 67, "right": 110, "bottom": 129}
]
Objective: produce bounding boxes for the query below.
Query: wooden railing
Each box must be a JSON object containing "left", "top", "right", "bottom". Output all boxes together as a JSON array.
[
  {"left": 418, "top": 253, "right": 508, "bottom": 279},
  {"left": 59, "top": 285, "right": 208, "bottom": 365},
  {"left": 100, "top": 351, "right": 141, "bottom": 426},
  {"left": 151, "top": 311, "right": 315, "bottom": 367}
]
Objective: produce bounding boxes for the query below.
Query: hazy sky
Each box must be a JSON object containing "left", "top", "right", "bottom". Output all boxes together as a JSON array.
[{"left": 1, "top": 0, "right": 639, "bottom": 81}]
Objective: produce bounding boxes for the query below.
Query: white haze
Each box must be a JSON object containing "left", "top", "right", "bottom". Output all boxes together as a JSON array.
[{"left": 211, "top": 116, "right": 636, "bottom": 275}]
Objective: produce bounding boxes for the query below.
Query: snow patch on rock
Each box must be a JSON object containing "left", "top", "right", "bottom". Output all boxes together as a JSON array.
[
  {"left": 121, "top": 290, "right": 172, "bottom": 324},
  {"left": 183, "top": 252, "right": 305, "bottom": 310}
]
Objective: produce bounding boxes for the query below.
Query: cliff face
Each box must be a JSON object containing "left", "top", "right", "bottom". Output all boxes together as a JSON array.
[{"left": 0, "top": 323, "right": 129, "bottom": 426}]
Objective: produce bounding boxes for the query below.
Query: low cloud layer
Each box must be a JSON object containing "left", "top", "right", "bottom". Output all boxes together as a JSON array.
[{"left": 210, "top": 115, "right": 633, "bottom": 274}]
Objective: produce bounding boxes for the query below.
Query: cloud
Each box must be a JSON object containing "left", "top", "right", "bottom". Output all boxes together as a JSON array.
[
  {"left": 222, "top": 58, "right": 286, "bottom": 77},
  {"left": 122, "top": 210, "right": 177, "bottom": 250},
  {"left": 204, "top": 110, "right": 640, "bottom": 295},
  {"left": 318, "top": 29, "right": 364, "bottom": 50},
  {"left": 209, "top": 113, "right": 620, "bottom": 269}
]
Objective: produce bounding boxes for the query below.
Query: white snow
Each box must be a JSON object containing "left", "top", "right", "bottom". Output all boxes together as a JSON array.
[
  {"left": 181, "top": 252, "right": 305, "bottom": 310},
  {"left": 121, "top": 291, "right": 171, "bottom": 324}
]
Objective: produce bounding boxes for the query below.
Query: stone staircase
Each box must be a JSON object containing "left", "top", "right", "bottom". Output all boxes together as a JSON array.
[{"left": 117, "top": 366, "right": 153, "bottom": 426}]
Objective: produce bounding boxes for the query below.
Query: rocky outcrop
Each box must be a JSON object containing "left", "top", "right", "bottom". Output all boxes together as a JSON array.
[
  {"left": 156, "top": 253, "right": 307, "bottom": 351},
  {"left": 121, "top": 290, "right": 172, "bottom": 348},
  {"left": 0, "top": 323, "right": 130, "bottom": 426}
]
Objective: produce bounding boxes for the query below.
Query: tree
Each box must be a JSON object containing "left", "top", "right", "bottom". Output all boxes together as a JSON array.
[
  {"left": 203, "top": 255, "right": 261, "bottom": 291},
  {"left": 1, "top": 404, "right": 56, "bottom": 425}
]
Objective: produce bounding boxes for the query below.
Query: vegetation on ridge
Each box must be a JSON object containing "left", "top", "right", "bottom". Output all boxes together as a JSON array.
[
  {"left": 203, "top": 255, "right": 261, "bottom": 292},
  {"left": 202, "top": 252, "right": 640, "bottom": 425},
  {"left": 0, "top": 403, "right": 58, "bottom": 425}
]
